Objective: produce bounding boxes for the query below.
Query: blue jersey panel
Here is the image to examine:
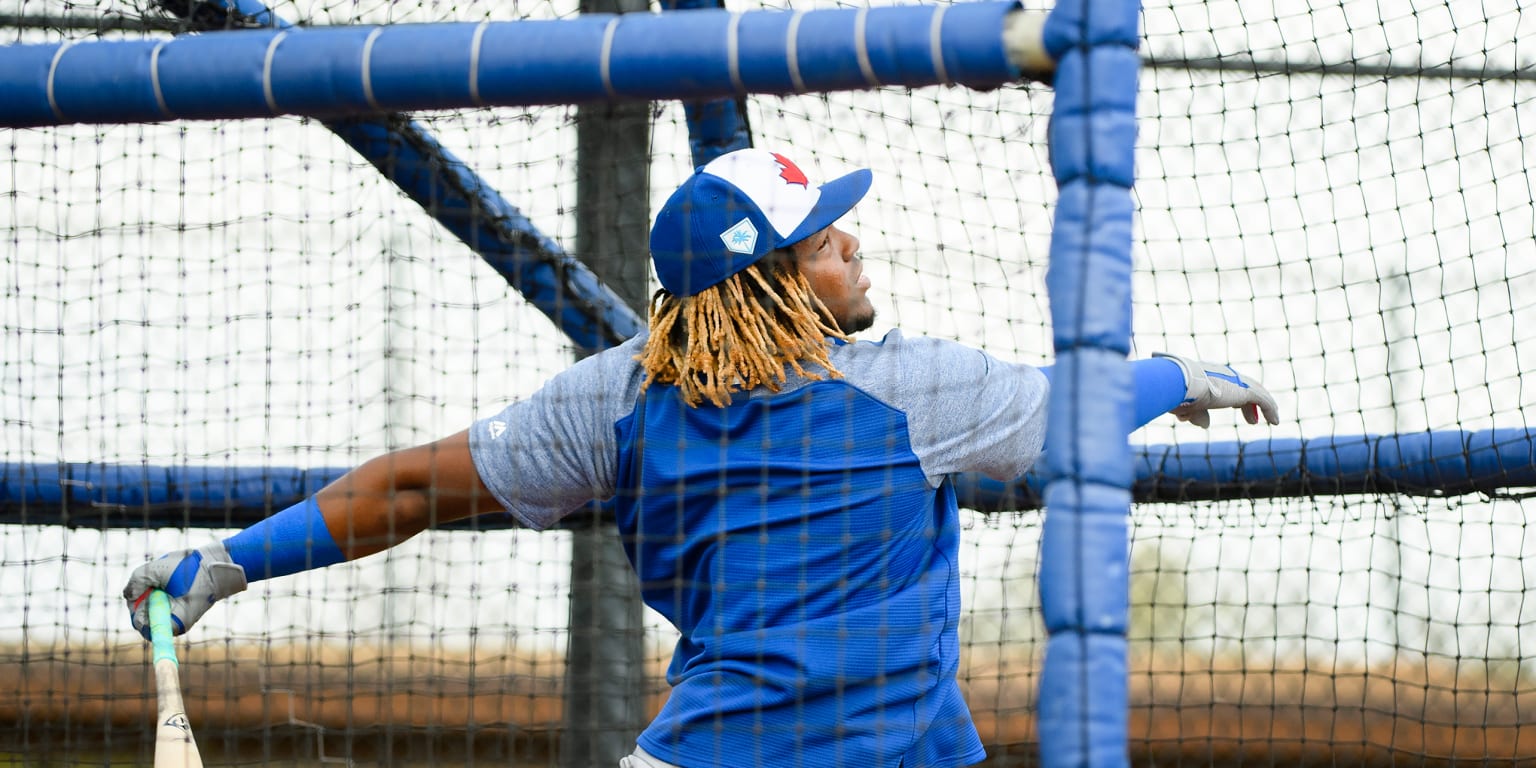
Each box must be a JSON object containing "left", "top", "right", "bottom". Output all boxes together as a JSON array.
[{"left": 614, "top": 380, "right": 981, "bottom": 768}]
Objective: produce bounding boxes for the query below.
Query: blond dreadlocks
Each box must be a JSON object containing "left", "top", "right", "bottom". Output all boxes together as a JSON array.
[{"left": 637, "top": 252, "right": 850, "bottom": 408}]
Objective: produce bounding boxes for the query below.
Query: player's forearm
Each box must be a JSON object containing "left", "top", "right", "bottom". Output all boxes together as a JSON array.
[
  {"left": 214, "top": 454, "right": 430, "bottom": 580},
  {"left": 1037, "top": 357, "right": 1186, "bottom": 432},
  {"left": 317, "top": 433, "right": 494, "bottom": 559},
  {"left": 1130, "top": 356, "right": 1188, "bottom": 427},
  {"left": 216, "top": 462, "right": 431, "bottom": 578},
  {"left": 315, "top": 455, "right": 435, "bottom": 561}
]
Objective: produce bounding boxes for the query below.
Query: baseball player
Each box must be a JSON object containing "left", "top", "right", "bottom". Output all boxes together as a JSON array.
[{"left": 124, "top": 148, "right": 1279, "bottom": 767}]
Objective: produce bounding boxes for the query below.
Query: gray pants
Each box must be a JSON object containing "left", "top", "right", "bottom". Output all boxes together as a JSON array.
[{"left": 618, "top": 746, "right": 682, "bottom": 768}]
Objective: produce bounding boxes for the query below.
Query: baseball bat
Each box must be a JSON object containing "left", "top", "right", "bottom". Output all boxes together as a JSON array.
[{"left": 148, "top": 589, "right": 206, "bottom": 768}]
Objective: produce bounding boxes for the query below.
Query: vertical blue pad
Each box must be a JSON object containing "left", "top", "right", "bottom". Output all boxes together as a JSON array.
[
  {"left": 1040, "top": 0, "right": 1141, "bottom": 762},
  {"left": 1041, "top": 0, "right": 1139, "bottom": 55},
  {"left": 1038, "top": 482, "right": 1131, "bottom": 634},
  {"left": 682, "top": 98, "right": 752, "bottom": 165},
  {"left": 1038, "top": 633, "right": 1129, "bottom": 767},
  {"left": 1041, "top": 349, "right": 1135, "bottom": 487},
  {"left": 1048, "top": 47, "right": 1139, "bottom": 187},
  {"left": 1046, "top": 183, "right": 1134, "bottom": 354}
]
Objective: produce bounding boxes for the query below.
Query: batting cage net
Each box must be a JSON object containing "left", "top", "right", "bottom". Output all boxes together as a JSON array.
[{"left": 3, "top": 0, "right": 1534, "bottom": 765}]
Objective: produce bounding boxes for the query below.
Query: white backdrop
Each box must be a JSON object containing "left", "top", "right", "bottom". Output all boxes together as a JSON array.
[{"left": 2, "top": 0, "right": 1533, "bottom": 687}]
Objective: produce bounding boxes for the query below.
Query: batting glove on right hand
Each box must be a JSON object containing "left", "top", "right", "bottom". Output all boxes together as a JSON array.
[
  {"left": 124, "top": 542, "right": 248, "bottom": 640},
  {"left": 1154, "top": 352, "right": 1281, "bottom": 429}
]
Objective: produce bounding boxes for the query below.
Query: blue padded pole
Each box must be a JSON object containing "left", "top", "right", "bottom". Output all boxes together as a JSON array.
[
  {"left": 137, "top": 0, "right": 642, "bottom": 353},
  {"left": 0, "top": 3, "right": 1022, "bottom": 129},
  {"left": 660, "top": 0, "right": 753, "bottom": 166},
  {"left": 1037, "top": 0, "right": 1141, "bottom": 762}
]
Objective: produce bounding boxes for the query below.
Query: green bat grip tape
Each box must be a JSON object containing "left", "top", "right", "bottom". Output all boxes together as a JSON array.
[{"left": 147, "top": 590, "right": 179, "bottom": 666}]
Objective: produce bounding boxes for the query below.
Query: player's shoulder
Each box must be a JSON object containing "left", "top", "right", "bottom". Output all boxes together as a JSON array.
[
  {"left": 567, "top": 332, "right": 647, "bottom": 374},
  {"left": 833, "top": 327, "right": 970, "bottom": 355},
  {"left": 829, "top": 329, "right": 1036, "bottom": 412},
  {"left": 538, "top": 332, "right": 648, "bottom": 403},
  {"left": 831, "top": 328, "right": 996, "bottom": 377}
]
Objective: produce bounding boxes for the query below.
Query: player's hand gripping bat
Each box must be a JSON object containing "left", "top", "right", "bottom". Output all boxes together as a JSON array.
[{"left": 148, "top": 589, "right": 205, "bottom": 768}]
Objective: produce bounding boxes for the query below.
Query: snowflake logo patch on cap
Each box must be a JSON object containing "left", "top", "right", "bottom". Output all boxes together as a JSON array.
[{"left": 720, "top": 217, "right": 759, "bottom": 255}]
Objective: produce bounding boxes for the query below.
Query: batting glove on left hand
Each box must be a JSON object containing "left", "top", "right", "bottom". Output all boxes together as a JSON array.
[
  {"left": 1154, "top": 352, "right": 1281, "bottom": 429},
  {"left": 124, "top": 542, "right": 248, "bottom": 640}
]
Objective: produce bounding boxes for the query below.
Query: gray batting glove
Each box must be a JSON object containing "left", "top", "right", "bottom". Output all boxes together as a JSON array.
[
  {"left": 124, "top": 542, "right": 247, "bottom": 640},
  {"left": 1154, "top": 352, "right": 1281, "bottom": 429}
]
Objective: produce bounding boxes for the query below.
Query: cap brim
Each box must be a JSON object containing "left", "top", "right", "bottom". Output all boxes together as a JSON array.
[{"left": 779, "top": 168, "right": 872, "bottom": 248}]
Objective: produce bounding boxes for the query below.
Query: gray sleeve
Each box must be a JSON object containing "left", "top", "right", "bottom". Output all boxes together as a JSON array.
[
  {"left": 467, "top": 336, "right": 647, "bottom": 530},
  {"left": 836, "top": 331, "right": 1049, "bottom": 484}
]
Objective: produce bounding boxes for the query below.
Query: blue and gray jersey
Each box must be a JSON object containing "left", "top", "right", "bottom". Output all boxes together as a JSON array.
[{"left": 470, "top": 329, "right": 1048, "bottom": 768}]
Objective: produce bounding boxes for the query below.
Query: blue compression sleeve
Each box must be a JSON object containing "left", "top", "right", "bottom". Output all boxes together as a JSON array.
[
  {"left": 222, "top": 496, "right": 346, "bottom": 581},
  {"left": 1039, "top": 357, "right": 1188, "bottom": 433}
]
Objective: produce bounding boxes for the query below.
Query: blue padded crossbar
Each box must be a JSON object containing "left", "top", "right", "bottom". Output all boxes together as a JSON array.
[
  {"left": 0, "top": 3, "right": 1022, "bottom": 128},
  {"left": 5, "top": 430, "right": 1532, "bottom": 528},
  {"left": 958, "top": 428, "right": 1536, "bottom": 510},
  {"left": 0, "top": 463, "right": 344, "bottom": 528}
]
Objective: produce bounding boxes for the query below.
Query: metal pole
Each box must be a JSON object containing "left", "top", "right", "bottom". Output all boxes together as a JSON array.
[{"left": 562, "top": 0, "right": 651, "bottom": 760}]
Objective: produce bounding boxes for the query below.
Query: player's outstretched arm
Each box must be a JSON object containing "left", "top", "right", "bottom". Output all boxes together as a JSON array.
[
  {"left": 1039, "top": 355, "right": 1281, "bottom": 432},
  {"left": 124, "top": 429, "right": 501, "bottom": 638}
]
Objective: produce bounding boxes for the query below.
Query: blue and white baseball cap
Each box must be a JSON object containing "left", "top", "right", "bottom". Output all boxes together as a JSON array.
[{"left": 650, "top": 148, "right": 872, "bottom": 297}]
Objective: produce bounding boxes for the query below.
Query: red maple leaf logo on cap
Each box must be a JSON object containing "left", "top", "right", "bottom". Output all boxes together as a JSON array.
[{"left": 772, "top": 153, "right": 810, "bottom": 187}]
